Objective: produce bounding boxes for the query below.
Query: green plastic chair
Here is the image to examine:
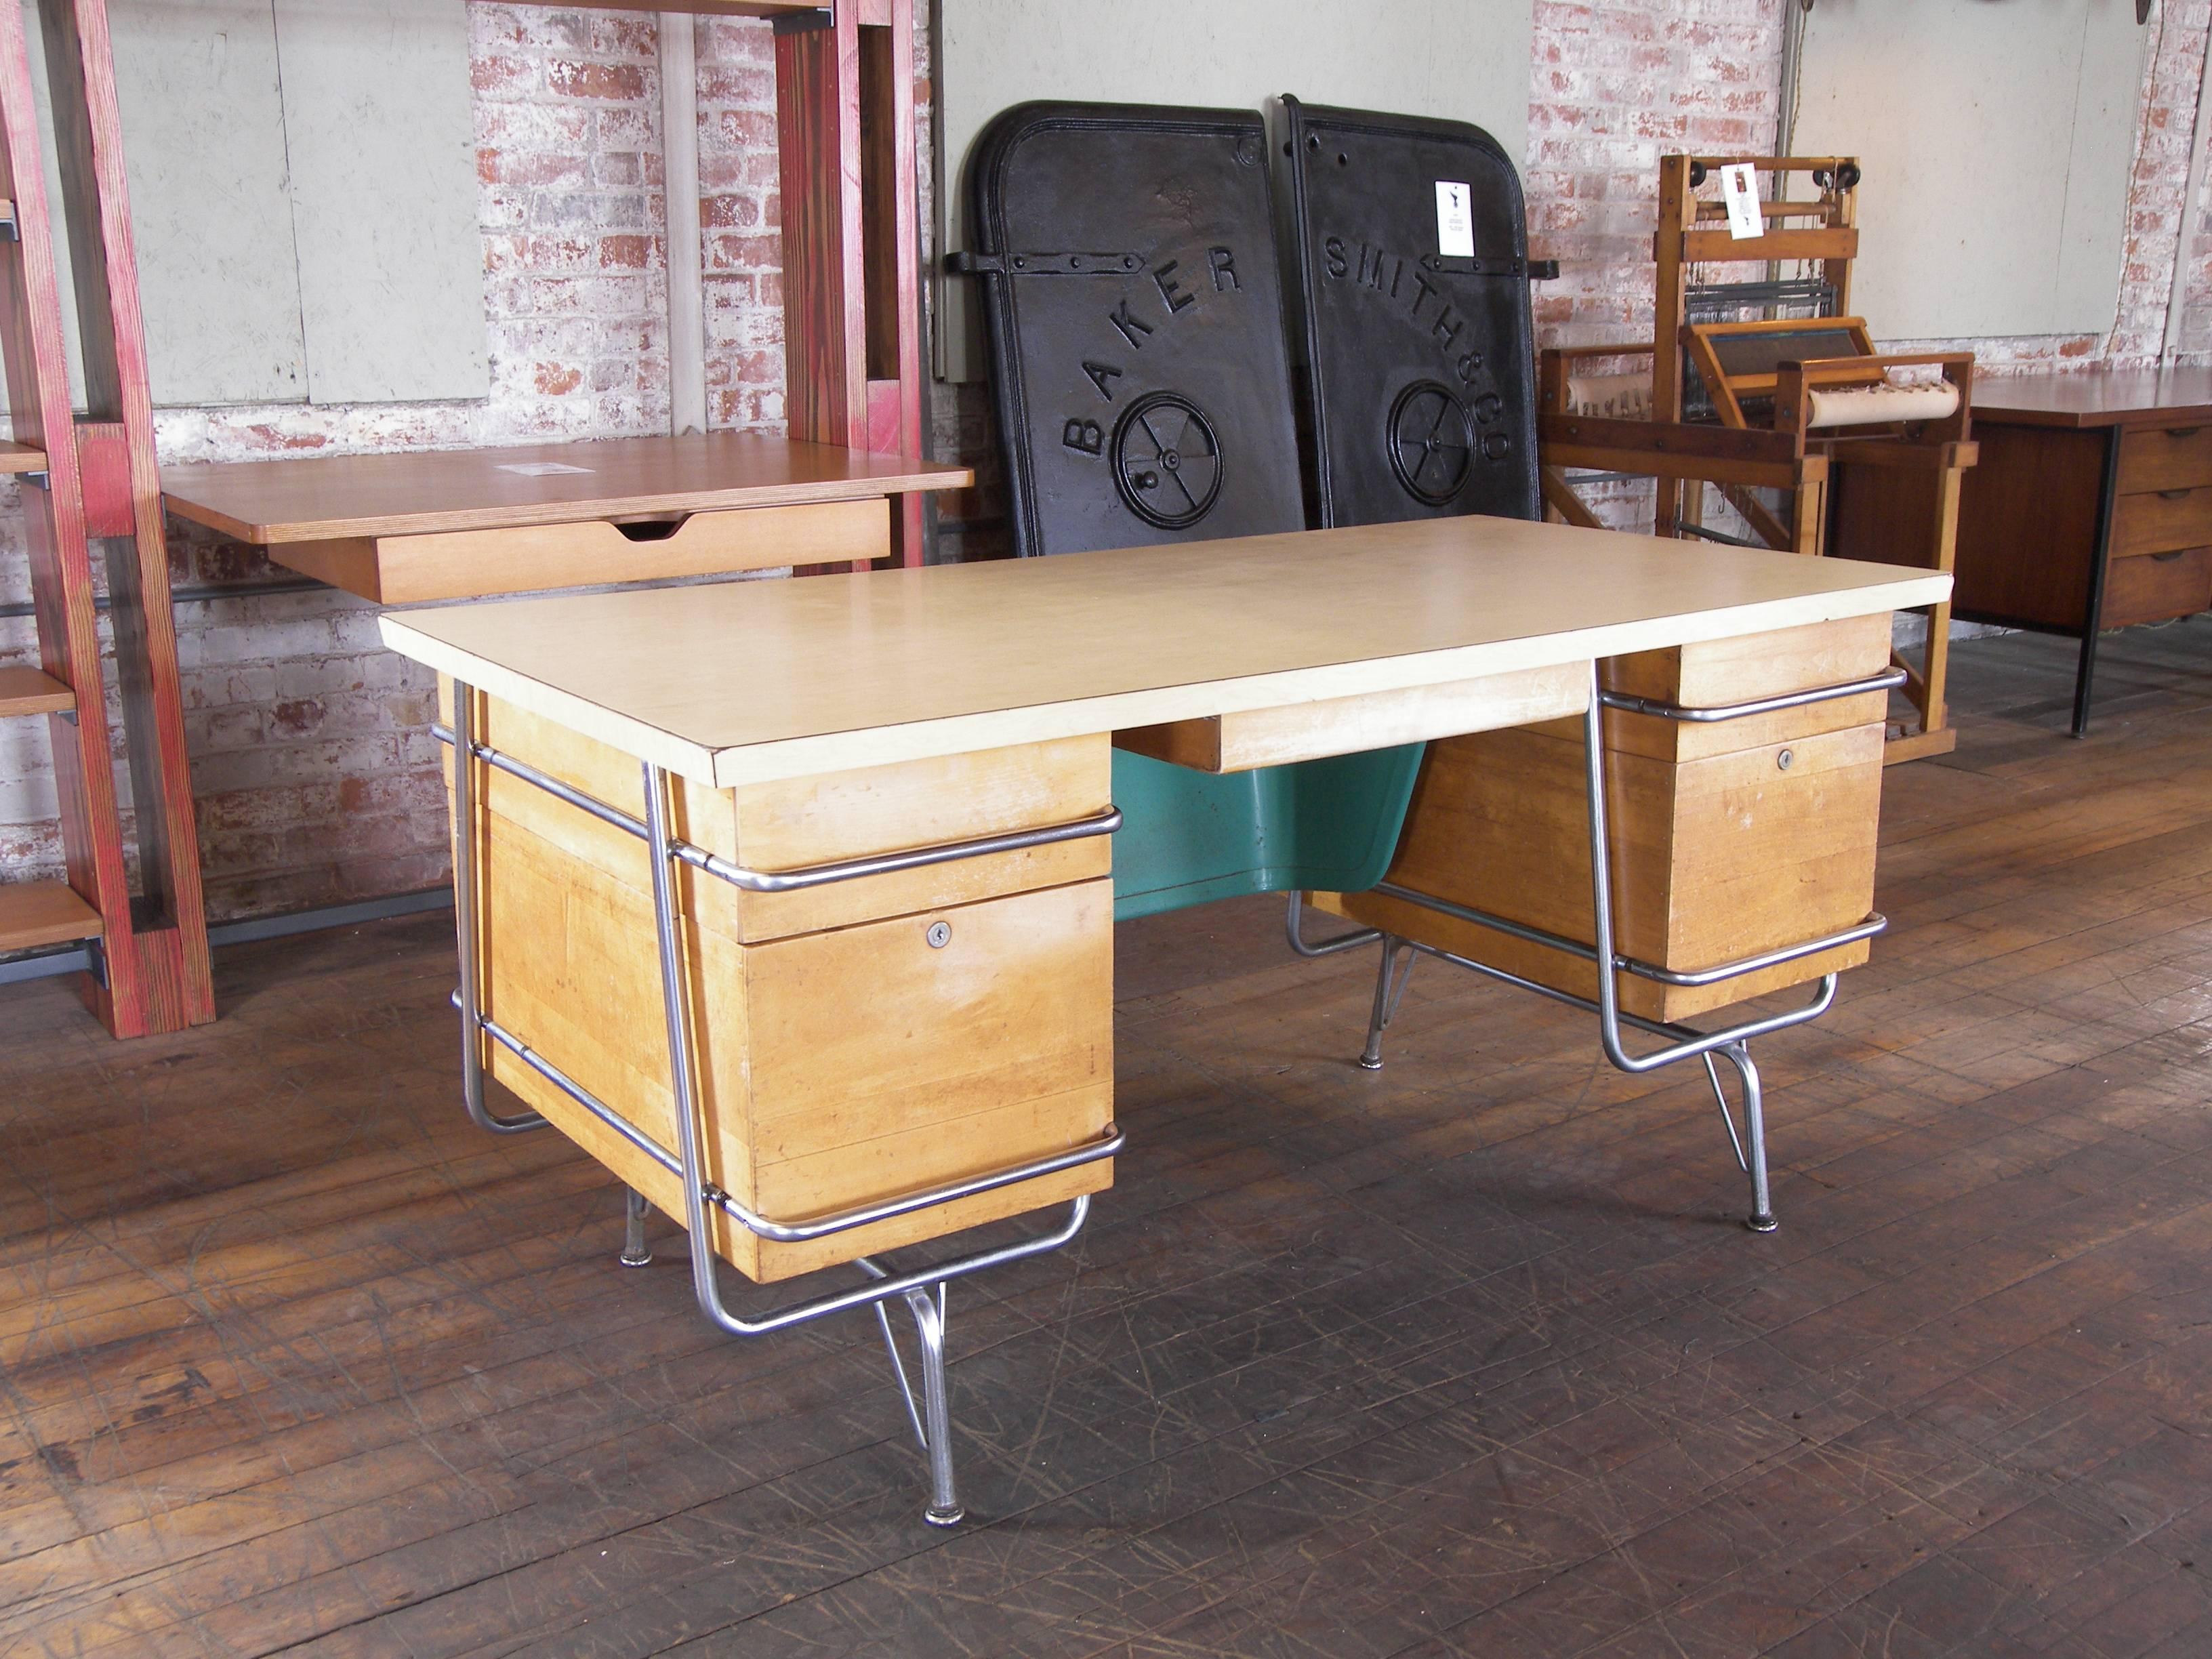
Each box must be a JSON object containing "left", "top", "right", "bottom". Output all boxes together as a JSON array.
[{"left": 1111, "top": 744, "right": 1426, "bottom": 922}]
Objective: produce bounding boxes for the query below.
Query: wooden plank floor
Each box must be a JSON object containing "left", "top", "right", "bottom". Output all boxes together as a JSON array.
[{"left": 3, "top": 619, "right": 2212, "bottom": 1658}]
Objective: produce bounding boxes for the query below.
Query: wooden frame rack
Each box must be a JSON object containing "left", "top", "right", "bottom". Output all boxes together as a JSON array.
[
  {"left": 0, "top": 0, "right": 213, "bottom": 1036},
  {"left": 1538, "top": 155, "right": 1975, "bottom": 764}
]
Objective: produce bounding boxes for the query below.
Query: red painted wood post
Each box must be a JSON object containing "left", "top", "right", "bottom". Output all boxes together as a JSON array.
[
  {"left": 0, "top": 0, "right": 214, "bottom": 1036},
  {"left": 776, "top": 0, "right": 927, "bottom": 571}
]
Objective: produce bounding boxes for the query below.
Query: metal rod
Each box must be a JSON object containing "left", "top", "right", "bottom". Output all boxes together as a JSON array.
[
  {"left": 1597, "top": 665, "right": 1906, "bottom": 724},
  {"left": 1390, "top": 933, "right": 1833, "bottom": 1054},
  {"left": 450, "top": 682, "right": 546, "bottom": 1136},
  {"left": 461, "top": 996, "right": 1122, "bottom": 1245},
  {"left": 621, "top": 1187, "right": 653, "bottom": 1268},
  {"left": 1284, "top": 890, "right": 1382, "bottom": 958},
  {"left": 1359, "top": 935, "right": 1414, "bottom": 1071},
  {"left": 431, "top": 723, "right": 1120, "bottom": 894},
  {"left": 1372, "top": 880, "right": 1882, "bottom": 990},
  {"left": 901, "top": 1284, "right": 964, "bottom": 1526},
  {"left": 2073, "top": 424, "right": 2124, "bottom": 737},
  {"left": 1716, "top": 1043, "right": 1776, "bottom": 1231}
]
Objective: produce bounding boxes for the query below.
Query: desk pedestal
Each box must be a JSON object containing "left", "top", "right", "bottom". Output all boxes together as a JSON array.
[
  {"left": 1317, "top": 615, "right": 1891, "bottom": 1021},
  {"left": 444, "top": 680, "right": 1118, "bottom": 1284}
]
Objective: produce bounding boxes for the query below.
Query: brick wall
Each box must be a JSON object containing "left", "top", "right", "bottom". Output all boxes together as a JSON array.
[{"left": 2, "top": 1, "right": 2208, "bottom": 935}]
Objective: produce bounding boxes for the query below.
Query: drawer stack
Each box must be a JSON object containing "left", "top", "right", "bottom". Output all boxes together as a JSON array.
[
  {"left": 2108, "top": 424, "right": 2212, "bottom": 626},
  {"left": 1316, "top": 616, "right": 1891, "bottom": 1023},
  {"left": 444, "top": 680, "right": 1116, "bottom": 1282}
]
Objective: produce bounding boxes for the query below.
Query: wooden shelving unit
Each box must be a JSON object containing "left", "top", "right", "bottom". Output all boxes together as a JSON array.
[
  {"left": 522, "top": 0, "right": 933, "bottom": 566},
  {"left": 0, "top": 0, "right": 213, "bottom": 1031}
]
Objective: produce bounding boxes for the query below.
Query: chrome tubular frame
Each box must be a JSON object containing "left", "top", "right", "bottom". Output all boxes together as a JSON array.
[
  {"left": 441, "top": 680, "right": 1120, "bottom": 1525},
  {"left": 1334, "top": 659, "right": 1896, "bottom": 1234},
  {"left": 1284, "top": 889, "right": 1382, "bottom": 958},
  {"left": 451, "top": 687, "right": 547, "bottom": 1136}
]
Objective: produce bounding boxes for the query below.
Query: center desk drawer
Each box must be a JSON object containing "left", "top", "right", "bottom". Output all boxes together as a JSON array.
[
  {"left": 447, "top": 682, "right": 1115, "bottom": 1283},
  {"left": 278, "top": 497, "right": 890, "bottom": 604},
  {"left": 1315, "top": 615, "right": 1890, "bottom": 1023}
]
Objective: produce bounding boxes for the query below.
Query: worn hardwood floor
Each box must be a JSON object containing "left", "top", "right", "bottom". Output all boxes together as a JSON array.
[{"left": 3, "top": 621, "right": 2212, "bottom": 1657}]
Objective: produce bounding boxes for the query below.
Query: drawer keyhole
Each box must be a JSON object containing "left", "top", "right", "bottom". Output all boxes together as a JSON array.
[
  {"left": 926, "top": 920, "right": 952, "bottom": 949},
  {"left": 1777, "top": 749, "right": 1794, "bottom": 771}
]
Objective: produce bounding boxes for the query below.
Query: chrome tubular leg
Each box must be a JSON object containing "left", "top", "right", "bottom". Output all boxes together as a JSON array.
[
  {"left": 1582, "top": 665, "right": 1773, "bottom": 1232},
  {"left": 451, "top": 680, "right": 546, "bottom": 1136},
  {"left": 621, "top": 1187, "right": 653, "bottom": 1267},
  {"left": 903, "top": 1282, "right": 964, "bottom": 1527},
  {"left": 644, "top": 761, "right": 982, "bottom": 1524},
  {"left": 1359, "top": 935, "right": 1414, "bottom": 1071},
  {"left": 1717, "top": 1042, "right": 1776, "bottom": 1233}
]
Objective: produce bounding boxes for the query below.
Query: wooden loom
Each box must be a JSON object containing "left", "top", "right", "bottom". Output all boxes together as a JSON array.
[{"left": 1537, "top": 154, "right": 1976, "bottom": 764}]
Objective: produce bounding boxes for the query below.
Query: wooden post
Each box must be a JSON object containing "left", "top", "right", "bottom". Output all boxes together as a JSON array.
[
  {"left": 0, "top": 0, "right": 213, "bottom": 1036},
  {"left": 775, "top": 0, "right": 926, "bottom": 571}
]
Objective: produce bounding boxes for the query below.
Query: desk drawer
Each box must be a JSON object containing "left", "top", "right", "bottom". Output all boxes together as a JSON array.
[
  {"left": 2112, "top": 486, "right": 2212, "bottom": 559},
  {"left": 2104, "top": 545, "right": 2212, "bottom": 628},
  {"left": 2117, "top": 423, "right": 2212, "bottom": 495},
  {"left": 280, "top": 497, "right": 890, "bottom": 603}
]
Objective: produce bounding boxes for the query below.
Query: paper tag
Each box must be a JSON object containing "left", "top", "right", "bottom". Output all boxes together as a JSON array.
[
  {"left": 1719, "top": 163, "right": 1765, "bottom": 241},
  {"left": 1434, "top": 180, "right": 1475, "bottom": 258},
  {"left": 495, "top": 461, "right": 594, "bottom": 477}
]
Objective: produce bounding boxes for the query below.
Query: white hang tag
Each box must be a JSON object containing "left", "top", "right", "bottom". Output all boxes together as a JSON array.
[
  {"left": 1435, "top": 180, "right": 1475, "bottom": 258},
  {"left": 1719, "top": 163, "right": 1765, "bottom": 241},
  {"left": 495, "top": 461, "right": 595, "bottom": 476}
]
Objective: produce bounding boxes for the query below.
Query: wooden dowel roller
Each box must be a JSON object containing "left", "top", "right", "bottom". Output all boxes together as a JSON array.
[{"left": 1805, "top": 380, "right": 1960, "bottom": 428}]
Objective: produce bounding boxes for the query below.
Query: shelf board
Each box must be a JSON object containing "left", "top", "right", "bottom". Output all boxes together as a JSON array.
[
  {"left": 0, "top": 882, "right": 102, "bottom": 951},
  {"left": 0, "top": 440, "right": 47, "bottom": 474},
  {"left": 0, "top": 667, "right": 73, "bottom": 716}
]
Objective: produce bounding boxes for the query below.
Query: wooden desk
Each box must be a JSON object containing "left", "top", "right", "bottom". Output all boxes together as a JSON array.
[
  {"left": 378, "top": 516, "right": 1949, "bottom": 1524},
  {"left": 1954, "top": 369, "right": 2212, "bottom": 734},
  {"left": 162, "top": 432, "right": 972, "bottom": 602}
]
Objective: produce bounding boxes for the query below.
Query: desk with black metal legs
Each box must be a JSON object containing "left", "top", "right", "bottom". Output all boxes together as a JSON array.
[{"left": 380, "top": 514, "right": 1951, "bottom": 1524}]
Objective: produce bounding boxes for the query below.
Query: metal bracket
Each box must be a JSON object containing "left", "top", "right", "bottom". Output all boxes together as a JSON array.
[
  {"left": 1528, "top": 260, "right": 1560, "bottom": 281},
  {"left": 945, "top": 250, "right": 1143, "bottom": 277},
  {"left": 1420, "top": 253, "right": 1526, "bottom": 277}
]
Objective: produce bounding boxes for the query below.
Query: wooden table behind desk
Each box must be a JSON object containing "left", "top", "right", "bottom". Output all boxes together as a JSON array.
[
  {"left": 1955, "top": 368, "right": 2212, "bottom": 735},
  {"left": 160, "top": 432, "right": 972, "bottom": 603}
]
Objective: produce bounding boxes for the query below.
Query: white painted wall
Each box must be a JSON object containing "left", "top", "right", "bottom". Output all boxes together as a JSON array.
[{"left": 1790, "top": 0, "right": 2146, "bottom": 342}]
